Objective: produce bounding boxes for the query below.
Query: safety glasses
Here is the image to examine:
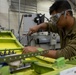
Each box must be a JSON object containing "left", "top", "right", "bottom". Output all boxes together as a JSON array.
[{"left": 50, "top": 9, "right": 72, "bottom": 25}]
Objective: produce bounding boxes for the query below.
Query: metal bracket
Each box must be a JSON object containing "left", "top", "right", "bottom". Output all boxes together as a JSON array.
[{"left": 0, "top": 50, "right": 48, "bottom": 63}]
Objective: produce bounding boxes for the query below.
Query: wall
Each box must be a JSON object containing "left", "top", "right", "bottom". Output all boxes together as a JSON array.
[
  {"left": 0, "top": 0, "right": 9, "bottom": 28},
  {"left": 37, "top": 0, "right": 54, "bottom": 20},
  {"left": 0, "top": 0, "right": 21, "bottom": 36},
  {"left": 74, "top": 12, "right": 76, "bottom": 17}
]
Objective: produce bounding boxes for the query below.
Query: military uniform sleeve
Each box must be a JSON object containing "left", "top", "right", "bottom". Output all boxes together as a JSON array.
[
  {"left": 46, "top": 22, "right": 59, "bottom": 33},
  {"left": 56, "top": 35, "right": 76, "bottom": 59}
]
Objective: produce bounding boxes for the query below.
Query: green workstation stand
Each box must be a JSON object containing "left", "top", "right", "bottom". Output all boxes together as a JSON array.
[{"left": 0, "top": 31, "right": 76, "bottom": 75}]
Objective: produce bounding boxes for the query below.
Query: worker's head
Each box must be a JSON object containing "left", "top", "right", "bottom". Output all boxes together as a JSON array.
[{"left": 49, "top": 0, "right": 73, "bottom": 29}]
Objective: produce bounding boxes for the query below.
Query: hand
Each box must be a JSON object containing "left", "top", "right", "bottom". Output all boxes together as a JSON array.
[
  {"left": 22, "top": 46, "right": 38, "bottom": 54},
  {"left": 28, "top": 25, "right": 39, "bottom": 35}
]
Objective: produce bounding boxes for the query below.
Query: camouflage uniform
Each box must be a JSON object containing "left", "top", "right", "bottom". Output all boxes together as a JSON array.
[{"left": 46, "top": 17, "right": 76, "bottom": 59}]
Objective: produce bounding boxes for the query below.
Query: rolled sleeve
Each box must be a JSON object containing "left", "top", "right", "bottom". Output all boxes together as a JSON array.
[
  {"left": 56, "top": 38, "right": 76, "bottom": 59},
  {"left": 46, "top": 22, "right": 59, "bottom": 33}
]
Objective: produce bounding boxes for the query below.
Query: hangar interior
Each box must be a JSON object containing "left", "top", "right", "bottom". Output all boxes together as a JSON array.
[{"left": 0, "top": 0, "right": 76, "bottom": 75}]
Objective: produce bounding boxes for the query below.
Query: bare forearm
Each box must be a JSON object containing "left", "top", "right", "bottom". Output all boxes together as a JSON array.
[
  {"left": 43, "top": 50, "right": 57, "bottom": 59},
  {"left": 38, "top": 22, "right": 48, "bottom": 30}
]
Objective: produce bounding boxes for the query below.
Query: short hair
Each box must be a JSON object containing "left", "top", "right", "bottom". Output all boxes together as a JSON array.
[{"left": 49, "top": 0, "right": 73, "bottom": 16}]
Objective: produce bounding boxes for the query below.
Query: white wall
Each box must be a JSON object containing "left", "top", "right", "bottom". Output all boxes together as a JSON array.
[
  {"left": 74, "top": 12, "right": 76, "bottom": 17},
  {"left": 0, "top": 0, "right": 9, "bottom": 13},
  {"left": 37, "top": 0, "right": 54, "bottom": 19},
  {"left": 0, "top": 0, "right": 20, "bottom": 35},
  {"left": 0, "top": 0, "right": 9, "bottom": 28}
]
